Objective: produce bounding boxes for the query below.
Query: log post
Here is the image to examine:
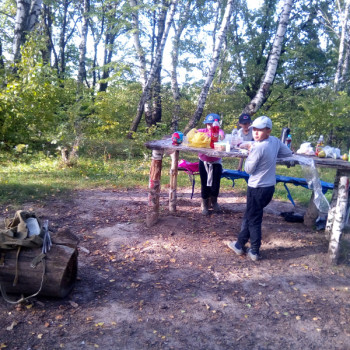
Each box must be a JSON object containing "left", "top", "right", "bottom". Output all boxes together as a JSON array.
[
  {"left": 328, "top": 176, "right": 349, "bottom": 264},
  {"left": 146, "top": 150, "right": 164, "bottom": 227},
  {"left": 169, "top": 151, "right": 179, "bottom": 213},
  {"left": 325, "top": 169, "right": 341, "bottom": 240}
]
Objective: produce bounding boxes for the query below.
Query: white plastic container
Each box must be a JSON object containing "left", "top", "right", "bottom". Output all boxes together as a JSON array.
[{"left": 26, "top": 217, "right": 40, "bottom": 236}]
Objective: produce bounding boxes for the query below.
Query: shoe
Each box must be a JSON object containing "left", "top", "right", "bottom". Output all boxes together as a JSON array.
[
  {"left": 210, "top": 197, "right": 221, "bottom": 212},
  {"left": 201, "top": 198, "right": 209, "bottom": 216},
  {"left": 247, "top": 249, "right": 261, "bottom": 261},
  {"left": 228, "top": 241, "right": 244, "bottom": 256}
]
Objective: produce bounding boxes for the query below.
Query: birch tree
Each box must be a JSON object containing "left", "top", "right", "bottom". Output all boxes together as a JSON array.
[
  {"left": 147, "top": 0, "right": 168, "bottom": 127},
  {"left": 334, "top": 0, "right": 350, "bottom": 92},
  {"left": 184, "top": 0, "right": 234, "bottom": 133},
  {"left": 169, "top": 0, "right": 194, "bottom": 131},
  {"left": 13, "top": 0, "right": 43, "bottom": 63},
  {"left": 77, "top": 0, "right": 90, "bottom": 86},
  {"left": 128, "top": 0, "right": 178, "bottom": 137},
  {"left": 128, "top": 0, "right": 152, "bottom": 121},
  {"left": 242, "top": 0, "right": 293, "bottom": 115}
]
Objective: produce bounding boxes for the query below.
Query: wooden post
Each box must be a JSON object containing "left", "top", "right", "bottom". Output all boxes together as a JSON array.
[
  {"left": 169, "top": 151, "right": 179, "bottom": 213},
  {"left": 325, "top": 169, "right": 341, "bottom": 240},
  {"left": 328, "top": 176, "right": 349, "bottom": 264},
  {"left": 146, "top": 150, "right": 163, "bottom": 227}
]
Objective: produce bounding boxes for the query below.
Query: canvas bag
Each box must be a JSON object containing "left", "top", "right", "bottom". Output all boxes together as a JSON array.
[{"left": 0, "top": 210, "right": 46, "bottom": 304}]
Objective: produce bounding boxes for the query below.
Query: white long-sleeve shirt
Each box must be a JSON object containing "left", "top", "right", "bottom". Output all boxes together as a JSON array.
[{"left": 244, "top": 136, "right": 293, "bottom": 188}]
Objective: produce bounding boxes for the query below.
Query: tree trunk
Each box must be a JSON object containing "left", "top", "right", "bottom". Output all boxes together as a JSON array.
[
  {"left": 13, "top": 0, "right": 43, "bottom": 63},
  {"left": 328, "top": 176, "right": 349, "bottom": 264},
  {"left": 147, "top": 3, "right": 167, "bottom": 126},
  {"left": 0, "top": 39, "right": 4, "bottom": 71},
  {"left": 334, "top": 0, "right": 350, "bottom": 92},
  {"left": 128, "top": 0, "right": 178, "bottom": 138},
  {"left": 242, "top": 0, "right": 293, "bottom": 115},
  {"left": 183, "top": 0, "right": 234, "bottom": 134},
  {"left": 58, "top": 0, "right": 69, "bottom": 78},
  {"left": 77, "top": 0, "right": 90, "bottom": 86},
  {"left": 170, "top": 1, "right": 193, "bottom": 132}
]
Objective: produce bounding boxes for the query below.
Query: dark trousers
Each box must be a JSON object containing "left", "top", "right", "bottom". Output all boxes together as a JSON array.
[
  {"left": 199, "top": 160, "right": 222, "bottom": 199},
  {"left": 237, "top": 185, "right": 275, "bottom": 254}
]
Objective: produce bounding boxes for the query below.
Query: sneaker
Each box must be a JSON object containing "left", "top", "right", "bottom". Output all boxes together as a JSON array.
[
  {"left": 228, "top": 241, "right": 244, "bottom": 256},
  {"left": 247, "top": 249, "right": 261, "bottom": 261}
]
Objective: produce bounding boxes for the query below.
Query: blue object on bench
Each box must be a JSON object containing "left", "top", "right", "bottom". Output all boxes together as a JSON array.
[{"left": 221, "top": 169, "right": 334, "bottom": 206}]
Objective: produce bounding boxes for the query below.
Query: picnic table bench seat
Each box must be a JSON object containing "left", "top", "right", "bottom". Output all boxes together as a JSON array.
[
  {"left": 178, "top": 160, "right": 334, "bottom": 206},
  {"left": 221, "top": 169, "right": 334, "bottom": 206}
]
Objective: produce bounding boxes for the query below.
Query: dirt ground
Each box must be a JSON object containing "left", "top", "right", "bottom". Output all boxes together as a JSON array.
[{"left": 0, "top": 186, "right": 350, "bottom": 350}]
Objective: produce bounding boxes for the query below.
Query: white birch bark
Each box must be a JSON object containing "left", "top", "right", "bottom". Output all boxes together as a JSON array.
[
  {"left": 184, "top": 0, "right": 234, "bottom": 134},
  {"left": 77, "top": 0, "right": 90, "bottom": 85},
  {"left": 13, "top": 0, "right": 43, "bottom": 62},
  {"left": 128, "top": 0, "right": 148, "bottom": 89},
  {"left": 242, "top": 0, "right": 293, "bottom": 115},
  {"left": 328, "top": 176, "right": 349, "bottom": 264},
  {"left": 128, "top": 0, "right": 178, "bottom": 137},
  {"left": 334, "top": 0, "right": 350, "bottom": 92},
  {"left": 128, "top": 0, "right": 152, "bottom": 120},
  {"left": 170, "top": 0, "right": 193, "bottom": 131}
]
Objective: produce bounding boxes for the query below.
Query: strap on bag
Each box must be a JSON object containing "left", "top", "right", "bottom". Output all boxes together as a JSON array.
[{"left": 0, "top": 254, "right": 46, "bottom": 304}]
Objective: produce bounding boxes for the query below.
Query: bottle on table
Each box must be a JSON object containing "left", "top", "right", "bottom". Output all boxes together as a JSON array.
[
  {"left": 285, "top": 134, "right": 292, "bottom": 149},
  {"left": 231, "top": 126, "right": 239, "bottom": 148},
  {"left": 315, "top": 135, "right": 324, "bottom": 156},
  {"left": 210, "top": 119, "right": 220, "bottom": 148}
]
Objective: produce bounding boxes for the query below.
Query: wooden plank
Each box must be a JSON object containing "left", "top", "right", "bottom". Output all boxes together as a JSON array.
[
  {"left": 169, "top": 151, "right": 179, "bottom": 213},
  {"left": 328, "top": 176, "right": 349, "bottom": 264},
  {"left": 145, "top": 138, "right": 350, "bottom": 170},
  {"left": 146, "top": 150, "right": 164, "bottom": 227}
]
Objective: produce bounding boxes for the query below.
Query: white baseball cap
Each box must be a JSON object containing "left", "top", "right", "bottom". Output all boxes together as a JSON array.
[{"left": 251, "top": 116, "right": 272, "bottom": 129}]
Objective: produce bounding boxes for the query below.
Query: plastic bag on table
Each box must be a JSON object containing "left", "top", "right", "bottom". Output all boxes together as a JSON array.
[
  {"left": 294, "top": 155, "right": 330, "bottom": 213},
  {"left": 187, "top": 128, "right": 210, "bottom": 148},
  {"left": 296, "top": 142, "right": 315, "bottom": 156},
  {"left": 322, "top": 146, "right": 340, "bottom": 159}
]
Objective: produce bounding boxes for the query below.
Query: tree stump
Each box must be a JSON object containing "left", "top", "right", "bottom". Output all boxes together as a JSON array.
[{"left": 0, "top": 229, "right": 78, "bottom": 298}]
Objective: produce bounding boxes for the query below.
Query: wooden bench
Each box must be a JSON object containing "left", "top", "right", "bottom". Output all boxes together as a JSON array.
[
  {"left": 221, "top": 169, "right": 334, "bottom": 206},
  {"left": 178, "top": 161, "right": 334, "bottom": 206}
]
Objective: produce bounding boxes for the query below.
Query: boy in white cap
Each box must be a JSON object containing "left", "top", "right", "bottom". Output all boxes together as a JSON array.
[{"left": 228, "top": 116, "right": 293, "bottom": 261}]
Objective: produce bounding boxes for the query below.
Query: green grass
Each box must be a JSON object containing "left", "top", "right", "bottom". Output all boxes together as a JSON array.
[{"left": 0, "top": 150, "right": 337, "bottom": 208}]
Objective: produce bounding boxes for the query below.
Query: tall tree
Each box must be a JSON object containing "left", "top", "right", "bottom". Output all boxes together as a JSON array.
[
  {"left": 128, "top": 0, "right": 178, "bottom": 137},
  {"left": 77, "top": 0, "right": 90, "bottom": 86},
  {"left": 242, "top": 0, "right": 293, "bottom": 115},
  {"left": 13, "top": 0, "right": 43, "bottom": 63},
  {"left": 184, "top": 0, "right": 234, "bottom": 133},
  {"left": 334, "top": 0, "right": 350, "bottom": 92},
  {"left": 169, "top": 0, "right": 195, "bottom": 131}
]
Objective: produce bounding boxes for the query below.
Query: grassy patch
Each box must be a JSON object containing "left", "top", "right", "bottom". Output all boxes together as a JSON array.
[{"left": 0, "top": 149, "right": 337, "bottom": 208}]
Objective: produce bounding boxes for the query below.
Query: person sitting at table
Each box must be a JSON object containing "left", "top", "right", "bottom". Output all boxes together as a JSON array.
[
  {"left": 197, "top": 113, "right": 225, "bottom": 215},
  {"left": 237, "top": 113, "right": 254, "bottom": 171}
]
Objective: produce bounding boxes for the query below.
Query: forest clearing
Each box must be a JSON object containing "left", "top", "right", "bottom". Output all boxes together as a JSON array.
[
  {"left": 0, "top": 187, "right": 349, "bottom": 349},
  {"left": 1, "top": 0, "right": 350, "bottom": 348}
]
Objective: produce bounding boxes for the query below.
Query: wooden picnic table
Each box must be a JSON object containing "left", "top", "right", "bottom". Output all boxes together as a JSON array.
[{"left": 145, "top": 138, "right": 350, "bottom": 264}]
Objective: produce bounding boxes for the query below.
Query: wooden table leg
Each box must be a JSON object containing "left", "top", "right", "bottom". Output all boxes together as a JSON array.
[
  {"left": 328, "top": 176, "right": 349, "bottom": 264},
  {"left": 325, "top": 169, "right": 342, "bottom": 239},
  {"left": 146, "top": 150, "right": 164, "bottom": 227},
  {"left": 169, "top": 151, "right": 179, "bottom": 213}
]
